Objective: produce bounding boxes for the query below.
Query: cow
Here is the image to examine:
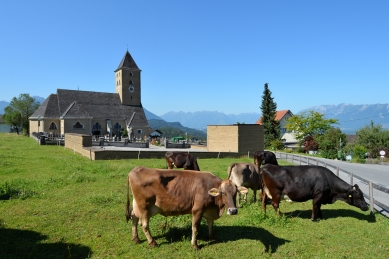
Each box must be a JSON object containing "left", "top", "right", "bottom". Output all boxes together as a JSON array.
[
  {"left": 260, "top": 164, "right": 369, "bottom": 221},
  {"left": 126, "top": 166, "right": 248, "bottom": 249},
  {"left": 253, "top": 151, "right": 279, "bottom": 166},
  {"left": 165, "top": 151, "right": 200, "bottom": 170},
  {"left": 227, "top": 162, "right": 261, "bottom": 207}
]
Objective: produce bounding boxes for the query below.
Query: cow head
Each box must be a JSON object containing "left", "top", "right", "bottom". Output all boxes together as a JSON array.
[
  {"left": 347, "top": 184, "right": 369, "bottom": 211},
  {"left": 208, "top": 180, "right": 248, "bottom": 216}
]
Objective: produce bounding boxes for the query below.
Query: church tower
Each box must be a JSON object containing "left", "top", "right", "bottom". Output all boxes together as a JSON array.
[{"left": 115, "top": 51, "right": 142, "bottom": 106}]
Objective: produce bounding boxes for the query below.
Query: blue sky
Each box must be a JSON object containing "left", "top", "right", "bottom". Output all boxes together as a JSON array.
[{"left": 1, "top": 1, "right": 388, "bottom": 116}]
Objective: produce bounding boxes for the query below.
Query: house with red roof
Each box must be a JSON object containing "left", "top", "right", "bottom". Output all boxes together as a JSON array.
[{"left": 256, "top": 110, "right": 299, "bottom": 149}]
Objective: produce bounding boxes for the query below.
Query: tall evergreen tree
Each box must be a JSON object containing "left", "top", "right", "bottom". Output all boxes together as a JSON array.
[{"left": 260, "top": 83, "right": 280, "bottom": 148}]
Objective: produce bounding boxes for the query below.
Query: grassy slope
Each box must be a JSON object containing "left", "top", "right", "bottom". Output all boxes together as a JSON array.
[{"left": 0, "top": 133, "right": 388, "bottom": 258}]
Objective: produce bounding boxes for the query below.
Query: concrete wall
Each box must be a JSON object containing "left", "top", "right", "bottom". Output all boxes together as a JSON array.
[{"left": 207, "top": 124, "right": 264, "bottom": 155}]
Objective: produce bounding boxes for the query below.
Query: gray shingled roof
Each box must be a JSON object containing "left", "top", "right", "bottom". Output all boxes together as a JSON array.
[
  {"left": 29, "top": 89, "right": 149, "bottom": 127},
  {"left": 114, "top": 51, "right": 140, "bottom": 72}
]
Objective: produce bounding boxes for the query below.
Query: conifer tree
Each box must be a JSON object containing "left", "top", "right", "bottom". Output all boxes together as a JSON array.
[{"left": 260, "top": 83, "right": 280, "bottom": 148}]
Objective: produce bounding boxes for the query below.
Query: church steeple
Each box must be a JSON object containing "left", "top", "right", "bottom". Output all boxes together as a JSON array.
[{"left": 115, "top": 51, "right": 142, "bottom": 106}]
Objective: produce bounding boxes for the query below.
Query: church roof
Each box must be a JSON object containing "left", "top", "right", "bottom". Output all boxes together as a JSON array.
[
  {"left": 114, "top": 51, "right": 140, "bottom": 72},
  {"left": 29, "top": 89, "right": 149, "bottom": 127}
]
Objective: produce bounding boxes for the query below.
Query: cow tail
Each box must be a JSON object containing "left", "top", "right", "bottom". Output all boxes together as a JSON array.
[
  {"left": 227, "top": 163, "right": 235, "bottom": 179},
  {"left": 125, "top": 173, "right": 132, "bottom": 223}
]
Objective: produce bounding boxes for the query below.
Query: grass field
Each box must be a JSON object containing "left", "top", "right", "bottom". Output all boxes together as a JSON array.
[{"left": 1, "top": 133, "right": 388, "bottom": 258}]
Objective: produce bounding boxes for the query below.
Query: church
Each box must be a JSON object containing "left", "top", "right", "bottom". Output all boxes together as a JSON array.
[{"left": 29, "top": 51, "right": 150, "bottom": 139}]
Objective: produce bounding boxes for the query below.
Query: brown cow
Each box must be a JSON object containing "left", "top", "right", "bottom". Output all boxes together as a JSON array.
[
  {"left": 165, "top": 151, "right": 200, "bottom": 170},
  {"left": 227, "top": 162, "right": 261, "bottom": 207},
  {"left": 261, "top": 164, "right": 369, "bottom": 221},
  {"left": 126, "top": 166, "right": 248, "bottom": 249},
  {"left": 253, "top": 151, "right": 279, "bottom": 166}
]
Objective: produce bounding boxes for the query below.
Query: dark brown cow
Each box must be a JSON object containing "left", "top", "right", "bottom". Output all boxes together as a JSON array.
[
  {"left": 165, "top": 151, "right": 200, "bottom": 170},
  {"left": 126, "top": 166, "right": 248, "bottom": 249},
  {"left": 261, "top": 164, "right": 369, "bottom": 221},
  {"left": 253, "top": 151, "right": 278, "bottom": 166},
  {"left": 227, "top": 162, "right": 261, "bottom": 207}
]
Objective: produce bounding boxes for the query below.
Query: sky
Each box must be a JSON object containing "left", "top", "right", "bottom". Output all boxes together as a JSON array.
[{"left": 1, "top": 1, "right": 388, "bottom": 116}]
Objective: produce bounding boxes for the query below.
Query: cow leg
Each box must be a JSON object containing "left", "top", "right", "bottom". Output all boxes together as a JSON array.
[
  {"left": 191, "top": 211, "right": 203, "bottom": 250},
  {"left": 253, "top": 188, "right": 257, "bottom": 203},
  {"left": 311, "top": 201, "right": 323, "bottom": 221},
  {"left": 271, "top": 196, "right": 282, "bottom": 216},
  {"left": 261, "top": 190, "right": 267, "bottom": 212},
  {"left": 131, "top": 213, "right": 141, "bottom": 244},
  {"left": 140, "top": 216, "right": 157, "bottom": 247},
  {"left": 206, "top": 219, "right": 215, "bottom": 241}
]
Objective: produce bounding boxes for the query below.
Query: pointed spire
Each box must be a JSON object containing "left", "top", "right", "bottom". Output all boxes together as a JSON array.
[{"left": 115, "top": 51, "right": 140, "bottom": 72}]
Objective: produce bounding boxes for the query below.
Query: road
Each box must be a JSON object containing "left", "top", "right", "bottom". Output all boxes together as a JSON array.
[{"left": 276, "top": 152, "right": 389, "bottom": 218}]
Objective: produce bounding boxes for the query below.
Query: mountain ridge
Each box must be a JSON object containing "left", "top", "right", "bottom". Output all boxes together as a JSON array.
[{"left": 2, "top": 98, "right": 388, "bottom": 135}]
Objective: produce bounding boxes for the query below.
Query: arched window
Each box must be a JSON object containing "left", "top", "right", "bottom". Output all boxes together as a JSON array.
[
  {"left": 113, "top": 122, "right": 122, "bottom": 137},
  {"left": 92, "top": 122, "right": 102, "bottom": 136},
  {"left": 73, "top": 122, "right": 84, "bottom": 129},
  {"left": 130, "top": 72, "right": 133, "bottom": 76},
  {"left": 49, "top": 122, "right": 57, "bottom": 130},
  {"left": 129, "top": 80, "right": 134, "bottom": 85}
]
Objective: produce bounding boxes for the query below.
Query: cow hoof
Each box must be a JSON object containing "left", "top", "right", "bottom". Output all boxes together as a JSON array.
[
  {"left": 193, "top": 245, "right": 200, "bottom": 250},
  {"left": 149, "top": 240, "right": 158, "bottom": 248},
  {"left": 132, "top": 237, "right": 141, "bottom": 244}
]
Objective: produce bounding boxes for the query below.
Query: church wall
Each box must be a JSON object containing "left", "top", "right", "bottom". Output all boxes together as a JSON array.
[{"left": 63, "top": 119, "right": 92, "bottom": 135}]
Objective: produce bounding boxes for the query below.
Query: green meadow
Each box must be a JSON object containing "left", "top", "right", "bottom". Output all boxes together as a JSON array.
[{"left": 1, "top": 133, "right": 388, "bottom": 258}]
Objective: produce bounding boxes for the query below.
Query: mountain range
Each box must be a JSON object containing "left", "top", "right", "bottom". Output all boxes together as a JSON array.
[{"left": 1, "top": 97, "right": 388, "bottom": 135}]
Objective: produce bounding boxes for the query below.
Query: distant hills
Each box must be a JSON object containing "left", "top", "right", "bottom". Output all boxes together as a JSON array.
[
  {"left": 2, "top": 97, "right": 388, "bottom": 135},
  {"left": 300, "top": 103, "right": 389, "bottom": 134}
]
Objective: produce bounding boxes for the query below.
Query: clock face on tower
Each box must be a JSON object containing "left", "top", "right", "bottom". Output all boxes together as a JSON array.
[{"left": 129, "top": 86, "right": 135, "bottom": 92}]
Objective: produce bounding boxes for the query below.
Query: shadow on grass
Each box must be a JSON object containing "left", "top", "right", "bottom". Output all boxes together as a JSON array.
[
  {"left": 285, "top": 208, "right": 376, "bottom": 222},
  {"left": 0, "top": 228, "right": 92, "bottom": 259},
  {"left": 156, "top": 225, "right": 289, "bottom": 253}
]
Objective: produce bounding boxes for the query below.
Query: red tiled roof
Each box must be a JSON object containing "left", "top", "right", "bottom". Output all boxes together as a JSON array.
[{"left": 256, "top": 110, "right": 291, "bottom": 125}]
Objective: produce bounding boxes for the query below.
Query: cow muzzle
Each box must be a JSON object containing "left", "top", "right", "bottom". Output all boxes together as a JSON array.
[{"left": 227, "top": 207, "right": 238, "bottom": 215}]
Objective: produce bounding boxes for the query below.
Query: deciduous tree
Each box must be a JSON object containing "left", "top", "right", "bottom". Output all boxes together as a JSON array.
[
  {"left": 285, "top": 110, "right": 338, "bottom": 141},
  {"left": 3, "top": 94, "right": 40, "bottom": 135}
]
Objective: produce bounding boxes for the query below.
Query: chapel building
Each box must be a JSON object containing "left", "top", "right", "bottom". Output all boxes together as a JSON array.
[{"left": 29, "top": 51, "right": 150, "bottom": 139}]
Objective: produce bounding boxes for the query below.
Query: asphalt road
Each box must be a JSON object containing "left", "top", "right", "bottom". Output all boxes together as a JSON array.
[{"left": 277, "top": 153, "right": 389, "bottom": 218}]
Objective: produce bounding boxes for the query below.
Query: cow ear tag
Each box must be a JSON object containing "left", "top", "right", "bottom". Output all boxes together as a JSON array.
[
  {"left": 208, "top": 188, "right": 221, "bottom": 197},
  {"left": 348, "top": 195, "right": 352, "bottom": 198}
]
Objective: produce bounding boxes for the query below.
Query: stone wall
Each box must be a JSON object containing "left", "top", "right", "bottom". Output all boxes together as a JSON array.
[{"left": 65, "top": 133, "right": 93, "bottom": 158}]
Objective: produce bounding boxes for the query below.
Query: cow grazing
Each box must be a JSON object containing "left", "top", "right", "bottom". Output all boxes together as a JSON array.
[
  {"left": 227, "top": 162, "right": 261, "bottom": 207},
  {"left": 126, "top": 166, "right": 248, "bottom": 249},
  {"left": 261, "top": 164, "right": 369, "bottom": 221},
  {"left": 165, "top": 151, "right": 200, "bottom": 171},
  {"left": 253, "top": 151, "right": 279, "bottom": 166}
]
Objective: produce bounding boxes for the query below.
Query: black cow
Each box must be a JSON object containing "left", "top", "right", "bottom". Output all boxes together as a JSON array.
[
  {"left": 165, "top": 152, "right": 200, "bottom": 171},
  {"left": 261, "top": 164, "right": 369, "bottom": 221},
  {"left": 253, "top": 151, "right": 278, "bottom": 166}
]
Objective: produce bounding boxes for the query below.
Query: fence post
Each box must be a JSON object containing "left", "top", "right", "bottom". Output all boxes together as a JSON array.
[
  {"left": 324, "top": 162, "right": 327, "bottom": 168},
  {"left": 299, "top": 155, "right": 301, "bottom": 165},
  {"left": 369, "top": 181, "right": 374, "bottom": 216},
  {"left": 307, "top": 157, "right": 309, "bottom": 165},
  {"left": 316, "top": 159, "right": 318, "bottom": 166},
  {"left": 350, "top": 173, "right": 353, "bottom": 186},
  {"left": 336, "top": 167, "right": 339, "bottom": 177}
]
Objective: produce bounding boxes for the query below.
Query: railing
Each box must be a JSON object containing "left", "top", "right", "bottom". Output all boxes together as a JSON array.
[{"left": 274, "top": 151, "right": 389, "bottom": 216}]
